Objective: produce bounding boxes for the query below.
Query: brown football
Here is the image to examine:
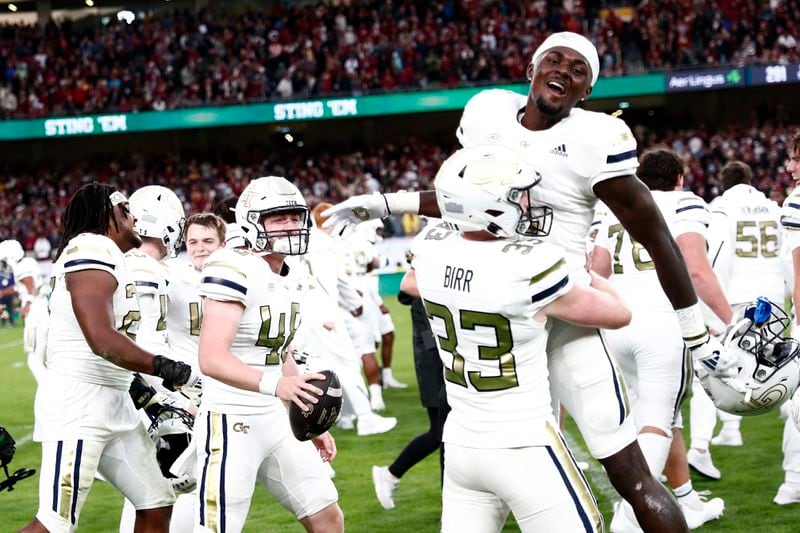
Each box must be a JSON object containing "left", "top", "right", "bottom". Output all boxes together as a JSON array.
[{"left": 289, "top": 370, "right": 343, "bottom": 441}]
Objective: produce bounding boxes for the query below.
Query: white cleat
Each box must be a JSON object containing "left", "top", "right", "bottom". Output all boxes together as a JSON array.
[
  {"left": 609, "top": 501, "right": 643, "bottom": 533},
  {"left": 679, "top": 491, "right": 724, "bottom": 528},
  {"left": 382, "top": 368, "right": 409, "bottom": 389},
  {"left": 357, "top": 413, "right": 398, "bottom": 436},
  {"left": 687, "top": 448, "right": 721, "bottom": 480},
  {"left": 774, "top": 483, "right": 800, "bottom": 505},
  {"left": 372, "top": 465, "right": 400, "bottom": 510},
  {"left": 710, "top": 430, "right": 743, "bottom": 446},
  {"left": 383, "top": 375, "right": 409, "bottom": 389}
]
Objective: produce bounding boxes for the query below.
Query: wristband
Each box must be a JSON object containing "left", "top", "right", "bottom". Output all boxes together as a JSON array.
[
  {"left": 676, "top": 302, "right": 709, "bottom": 348},
  {"left": 258, "top": 373, "right": 280, "bottom": 396},
  {"left": 384, "top": 191, "right": 421, "bottom": 216}
]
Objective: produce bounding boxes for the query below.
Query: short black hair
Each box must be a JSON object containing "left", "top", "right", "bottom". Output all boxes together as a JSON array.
[
  {"left": 213, "top": 195, "right": 238, "bottom": 224},
  {"left": 637, "top": 146, "right": 683, "bottom": 191},
  {"left": 55, "top": 181, "right": 119, "bottom": 260},
  {"left": 720, "top": 161, "right": 753, "bottom": 190}
]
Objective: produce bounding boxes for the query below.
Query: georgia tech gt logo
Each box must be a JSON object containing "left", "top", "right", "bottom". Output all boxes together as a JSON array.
[{"left": 233, "top": 422, "right": 250, "bottom": 434}]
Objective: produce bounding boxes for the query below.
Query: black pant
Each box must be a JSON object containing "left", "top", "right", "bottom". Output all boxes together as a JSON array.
[{"left": 389, "top": 404, "right": 449, "bottom": 483}]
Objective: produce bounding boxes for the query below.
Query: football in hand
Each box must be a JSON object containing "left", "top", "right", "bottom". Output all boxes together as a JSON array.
[{"left": 289, "top": 370, "right": 343, "bottom": 441}]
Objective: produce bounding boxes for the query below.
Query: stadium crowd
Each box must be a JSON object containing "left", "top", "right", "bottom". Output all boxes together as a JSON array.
[
  {"left": 1, "top": 121, "right": 797, "bottom": 255},
  {"left": 0, "top": 0, "right": 797, "bottom": 118}
]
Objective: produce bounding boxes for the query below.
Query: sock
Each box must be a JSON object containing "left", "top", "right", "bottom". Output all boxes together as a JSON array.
[
  {"left": 638, "top": 432, "right": 672, "bottom": 478},
  {"left": 672, "top": 481, "right": 699, "bottom": 505}
]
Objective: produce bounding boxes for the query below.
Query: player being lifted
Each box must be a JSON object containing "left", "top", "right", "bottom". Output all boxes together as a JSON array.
[
  {"left": 406, "top": 145, "right": 631, "bottom": 531},
  {"left": 196, "top": 176, "right": 343, "bottom": 532},
  {"left": 21, "top": 182, "right": 193, "bottom": 533},
  {"left": 323, "top": 31, "right": 744, "bottom": 531}
]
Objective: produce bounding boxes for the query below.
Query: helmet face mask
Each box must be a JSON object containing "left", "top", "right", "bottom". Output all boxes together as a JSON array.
[
  {"left": 434, "top": 145, "right": 553, "bottom": 239},
  {"left": 701, "top": 298, "right": 800, "bottom": 416},
  {"left": 129, "top": 186, "right": 186, "bottom": 258},
  {"left": 236, "top": 176, "right": 311, "bottom": 256}
]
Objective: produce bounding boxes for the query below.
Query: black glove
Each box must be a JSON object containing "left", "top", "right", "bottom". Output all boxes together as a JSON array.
[
  {"left": 153, "top": 355, "right": 192, "bottom": 391},
  {"left": 129, "top": 373, "right": 158, "bottom": 410}
]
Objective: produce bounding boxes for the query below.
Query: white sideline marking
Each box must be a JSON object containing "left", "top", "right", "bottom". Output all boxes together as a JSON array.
[
  {"left": 563, "top": 428, "right": 619, "bottom": 503},
  {"left": 0, "top": 339, "right": 23, "bottom": 350},
  {"left": 17, "top": 432, "right": 33, "bottom": 446},
  {"left": 12, "top": 362, "right": 23, "bottom": 368}
]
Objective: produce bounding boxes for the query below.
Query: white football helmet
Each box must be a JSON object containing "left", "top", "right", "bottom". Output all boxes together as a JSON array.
[
  {"left": 700, "top": 297, "right": 800, "bottom": 416},
  {"left": 0, "top": 239, "right": 24, "bottom": 265},
  {"left": 235, "top": 176, "right": 311, "bottom": 255},
  {"left": 128, "top": 186, "right": 186, "bottom": 258},
  {"left": 434, "top": 145, "right": 553, "bottom": 238}
]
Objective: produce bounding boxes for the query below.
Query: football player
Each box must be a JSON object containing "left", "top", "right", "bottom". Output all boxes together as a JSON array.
[
  {"left": 777, "top": 130, "right": 800, "bottom": 505},
  {"left": 354, "top": 220, "right": 406, "bottom": 389},
  {"left": 408, "top": 145, "right": 631, "bottom": 532},
  {"left": 688, "top": 161, "right": 785, "bottom": 481},
  {"left": 195, "top": 176, "right": 342, "bottom": 532},
  {"left": 289, "top": 203, "right": 397, "bottom": 436},
  {"left": 119, "top": 185, "right": 197, "bottom": 532},
  {"left": 592, "top": 146, "right": 730, "bottom": 530},
  {"left": 322, "top": 32, "right": 738, "bottom": 530},
  {"left": 20, "top": 182, "right": 193, "bottom": 533},
  {"left": 0, "top": 239, "right": 48, "bottom": 383}
]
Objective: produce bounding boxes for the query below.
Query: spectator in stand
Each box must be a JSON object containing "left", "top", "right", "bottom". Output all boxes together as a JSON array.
[{"left": 0, "top": 1, "right": 797, "bottom": 119}]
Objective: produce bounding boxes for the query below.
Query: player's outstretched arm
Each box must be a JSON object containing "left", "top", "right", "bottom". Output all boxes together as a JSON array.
[
  {"left": 399, "top": 268, "right": 420, "bottom": 298},
  {"left": 536, "top": 273, "right": 631, "bottom": 329},
  {"left": 67, "top": 269, "right": 191, "bottom": 389},
  {"left": 321, "top": 191, "right": 440, "bottom": 237},
  {"left": 589, "top": 245, "right": 612, "bottom": 278}
]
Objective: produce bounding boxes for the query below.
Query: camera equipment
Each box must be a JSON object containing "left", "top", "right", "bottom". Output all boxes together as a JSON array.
[{"left": 0, "top": 426, "right": 36, "bottom": 492}]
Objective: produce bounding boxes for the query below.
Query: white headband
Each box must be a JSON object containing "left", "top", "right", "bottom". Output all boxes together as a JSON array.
[
  {"left": 109, "top": 191, "right": 128, "bottom": 206},
  {"left": 530, "top": 32, "right": 600, "bottom": 87}
]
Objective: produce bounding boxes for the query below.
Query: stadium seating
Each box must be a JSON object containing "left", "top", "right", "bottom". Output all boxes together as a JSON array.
[
  {"left": 2, "top": 123, "right": 796, "bottom": 255},
  {"left": 0, "top": 0, "right": 796, "bottom": 118}
]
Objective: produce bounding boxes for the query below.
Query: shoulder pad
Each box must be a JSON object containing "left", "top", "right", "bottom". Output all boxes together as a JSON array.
[
  {"left": 125, "top": 251, "right": 164, "bottom": 294},
  {"left": 674, "top": 192, "right": 710, "bottom": 227},
  {"left": 781, "top": 193, "right": 800, "bottom": 230},
  {"left": 61, "top": 234, "right": 121, "bottom": 277},
  {"left": 524, "top": 244, "right": 571, "bottom": 307},
  {"left": 199, "top": 248, "right": 251, "bottom": 305}
]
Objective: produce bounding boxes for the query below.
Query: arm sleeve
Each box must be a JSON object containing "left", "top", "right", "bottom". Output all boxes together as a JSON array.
[
  {"left": 672, "top": 194, "right": 711, "bottom": 238},
  {"left": 589, "top": 117, "right": 639, "bottom": 189},
  {"left": 525, "top": 247, "right": 573, "bottom": 313},
  {"left": 781, "top": 195, "right": 800, "bottom": 251}
]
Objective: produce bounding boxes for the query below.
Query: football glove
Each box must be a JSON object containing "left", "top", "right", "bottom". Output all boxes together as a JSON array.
[
  {"left": 321, "top": 193, "right": 389, "bottom": 238},
  {"left": 690, "top": 334, "right": 739, "bottom": 379},
  {"left": 153, "top": 355, "right": 192, "bottom": 391}
]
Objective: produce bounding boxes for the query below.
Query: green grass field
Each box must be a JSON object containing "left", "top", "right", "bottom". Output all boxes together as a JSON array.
[{"left": 2, "top": 298, "right": 800, "bottom": 531}]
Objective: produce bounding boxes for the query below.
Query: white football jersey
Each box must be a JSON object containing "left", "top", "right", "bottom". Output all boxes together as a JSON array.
[
  {"left": 457, "top": 89, "right": 639, "bottom": 277},
  {"left": 781, "top": 187, "right": 800, "bottom": 252},
  {"left": 709, "top": 184, "right": 784, "bottom": 305},
  {"left": 47, "top": 233, "right": 139, "bottom": 389},
  {"left": 199, "top": 248, "right": 306, "bottom": 415},
  {"left": 13, "top": 256, "right": 45, "bottom": 302},
  {"left": 411, "top": 221, "right": 572, "bottom": 448},
  {"left": 124, "top": 249, "right": 169, "bottom": 354},
  {"left": 165, "top": 258, "right": 202, "bottom": 367},
  {"left": 595, "top": 190, "right": 709, "bottom": 313}
]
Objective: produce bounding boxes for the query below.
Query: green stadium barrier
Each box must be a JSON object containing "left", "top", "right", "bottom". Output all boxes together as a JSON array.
[{"left": 379, "top": 272, "right": 406, "bottom": 296}]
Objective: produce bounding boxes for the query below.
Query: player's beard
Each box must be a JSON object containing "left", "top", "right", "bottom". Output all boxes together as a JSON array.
[{"left": 534, "top": 95, "right": 565, "bottom": 117}]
